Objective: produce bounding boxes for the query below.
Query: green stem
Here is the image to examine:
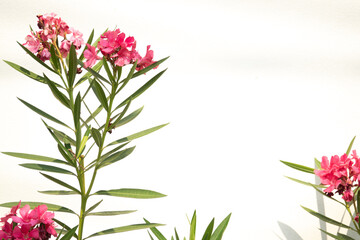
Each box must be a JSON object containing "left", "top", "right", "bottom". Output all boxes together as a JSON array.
[{"left": 345, "top": 202, "right": 360, "bottom": 233}]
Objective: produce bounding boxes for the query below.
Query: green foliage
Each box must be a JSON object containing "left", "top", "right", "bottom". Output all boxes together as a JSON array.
[{"left": 147, "top": 211, "right": 231, "bottom": 240}]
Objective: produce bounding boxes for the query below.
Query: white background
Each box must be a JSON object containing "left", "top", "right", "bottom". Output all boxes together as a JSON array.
[{"left": 1, "top": 0, "right": 360, "bottom": 239}]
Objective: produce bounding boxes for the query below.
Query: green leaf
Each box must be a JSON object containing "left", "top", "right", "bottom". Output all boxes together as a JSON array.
[
  {"left": 337, "top": 233, "right": 355, "bottom": 240},
  {"left": 98, "top": 146, "right": 135, "bottom": 169},
  {"left": 49, "top": 44, "right": 61, "bottom": 74},
  {"left": 102, "top": 57, "right": 115, "bottom": 83},
  {"left": 107, "top": 99, "right": 132, "bottom": 132},
  {"left": 190, "top": 211, "right": 196, "bottom": 240},
  {"left": 3, "top": 60, "right": 52, "bottom": 85},
  {"left": 18, "top": 98, "right": 71, "bottom": 129},
  {"left": 91, "top": 79, "right": 108, "bottom": 111},
  {"left": 115, "top": 69, "right": 167, "bottom": 110},
  {"left": 202, "top": 219, "right": 214, "bottom": 240},
  {"left": 113, "top": 106, "right": 143, "bottom": 129},
  {"left": 280, "top": 160, "right": 315, "bottom": 174},
  {"left": 20, "top": 163, "right": 74, "bottom": 175},
  {"left": 108, "top": 123, "right": 169, "bottom": 146},
  {"left": 40, "top": 172, "right": 80, "bottom": 194},
  {"left": 346, "top": 136, "right": 356, "bottom": 156},
  {"left": 93, "top": 188, "right": 166, "bottom": 199},
  {"left": 77, "top": 126, "right": 91, "bottom": 158},
  {"left": 0, "top": 202, "right": 76, "bottom": 214},
  {"left": 79, "top": 60, "right": 110, "bottom": 84},
  {"left": 131, "top": 56, "right": 169, "bottom": 78},
  {"left": 174, "top": 228, "right": 180, "bottom": 240},
  {"left": 68, "top": 44, "right": 77, "bottom": 87},
  {"left": 48, "top": 126, "right": 76, "bottom": 146},
  {"left": 82, "top": 103, "right": 104, "bottom": 128},
  {"left": 60, "top": 226, "right": 78, "bottom": 240},
  {"left": 44, "top": 74, "right": 70, "bottom": 108},
  {"left": 148, "top": 231, "right": 155, "bottom": 240},
  {"left": 2, "top": 152, "right": 68, "bottom": 165},
  {"left": 88, "top": 210, "right": 137, "bottom": 216},
  {"left": 53, "top": 218, "right": 79, "bottom": 239},
  {"left": 285, "top": 176, "right": 324, "bottom": 188},
  {"left": 319, "top": 229, "right": 340, "bottom": 239},
  {"left": 85, "top": 200, "right": 103, "bottom": 216},
  {"left": 84, "top": 223, "right": 164, "bottom": 239},
  {"left": 17, "top": 42, "right": 57, "bottom": 74},
  {"left": 91, "top": 128, "right": 102, "bottom": 147},
  {"left": 144, "top": 218, "right": 166, "bottom": 240},
  {"left": 209, "top": 213, "right": 231, "bottom": 240},
  {"left": 301, "top": 206, "right": 353, "bottom": 230},
  {"left": 38, "top": 190, "right": 78, "bottom": 195},
  {"left": 118, "top": 61, "right": 137, "bottom": 91},
  {"left": 74, "top": 93, "right": 81, "bottom": 130},
  {"left": 75, "top": 61, "right": 103, "bottom": 87}
]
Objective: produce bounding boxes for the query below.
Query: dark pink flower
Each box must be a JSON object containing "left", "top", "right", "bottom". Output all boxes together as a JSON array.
[
  {"left": 135, "top": 45, "right": 156, "bottom": 71},
  {"left": 84, "top": 44, "right": 101, "bottom": 68}
]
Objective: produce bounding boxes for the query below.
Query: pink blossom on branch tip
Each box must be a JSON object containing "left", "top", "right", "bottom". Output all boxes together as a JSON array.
[{"left": 84, "top": 43, "right": 101, "bottom": 68}]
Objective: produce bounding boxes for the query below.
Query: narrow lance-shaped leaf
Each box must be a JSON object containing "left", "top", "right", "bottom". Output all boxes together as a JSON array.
[
  {"left": 174, "top": 228, "right": 180, "bottom": 240},
  {"left": 280, "top": 160, "right": 315, "bottom": 174},
  {"left": 48, "top": 126, "right": 76, "bottom": 146},
  {"left": 75, "top": 61, "right": 103, "bottom": 87},
  {"left": 49, "top": 44, "right": 61, "bottom": 74},
  {"left": 144, "top": 219, "right": 166, "bottom": 240},
  {"left": 19, "top": 163, "right": 74, "bottom": 175},
  {"left": 91, "top": 128, "right": 102, "bottom": 147},
  {"left": 91, "top": 79, "right": 109, "bottom": 111},
  {"left": 3, "top": 60, "right": 53, "bottom": 85},
  {"left": 337, "top": 233, "right": 356, "bottom": 240},
  {"left": 209, "top": 213, "right": 232, "bottom": 240},
  {"left": 93, "top": 188, "right": 166, "bottom": 199},
  {"left": 44, "top": 74, "right": 70, "bottom": 108},
  {"left": 2, "top": 152, "right": 68, "bottom": 165},
  {"left": 85, "top": 200, "right": 103, "bottom": 216},
  {"left": 106, "top": 99, "right": 131, "bottom": 132},
  {"left": 117, "top": 60, "right": 137, "bottom": 92},
  {"left": 202, "top": 219, "right": 215, "bottom": 240},
  {"left": 108, "top": 123, "right": 169, "bottom": 146},
  {"left": 346, "top": 136, "right": 356, "bottom": 156},
  {"left": 285, "top": 176, "right": 324, "bottom": 188},
  {"left": 77, "top": 126, "right": 91, "bottom": 158},
  {"left": 17, "top": 42, "right": 57, "bottom": 74},
  {"left": 88, "top": 210, "right": 136, "bottom": 216},
  {"left": 59, "top": 226, "right": 78, "bottom": 240},
  {"left": 18, "top": 98, "right": 72, "bottom": 129},
  {"left": 53, "top": 219, "right": 79, "bottom": 239},
  {"left": 102, "top": 57, "right": 115, "bottom": 83},
  {"left": 78, "top": 60, "right": 110, "bottom": 84},
  {"left": 190, "top": 211, "right": 196, "bottom": 240},
  {"left": 112, "top": 105, "right": 143, "bottom": 129},
  {"left": 315, "top": 158, "right": 321, "bottom": 169},
  {"left": 301, "top": 206, "right": 354, "bottom": 230},
  {"left": 68, "top": 44, "right": 77, "bottom": 87},
  {"left": 0, "top": 202, "right": 76, "bottom": 215},
  {"left": 40, "top": 172, "right": 81, "bottom": 194},
  {"left": 84, "top": 223, "right": 164, "bottom": 239},
  {"left": 131, "top": 56, "right": 169, "bottom": 79},
  {"left": 98, "top": 146, "right": 135, "bottom": 169},
  {"left": 114, "top": 69, "right": 167, "bottom": 111},
  {"left": 39, "top": 190, "right": 78, "bottom": 195}
]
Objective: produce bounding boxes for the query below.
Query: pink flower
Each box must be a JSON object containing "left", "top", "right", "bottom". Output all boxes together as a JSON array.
[
  {"left": 136, "top": 45, "right": 156, "bottom": 71},
  {"left": 69, "top": 27, "right": 84, "bottom": 49},
  {"left": 84, "top": 44, "right": 101, "bottom": 68},
  {"left": 38, "top": 48, "right": 51, "bottom": 62},
  {"left": 60, "top": 40, "right": 72, "bottom": 58},
  {"left": 343, "top": 189, "right": 354, "bottom": 202},
  {"left": 23, "top": 34, "right": 41, "bottom": 53}
]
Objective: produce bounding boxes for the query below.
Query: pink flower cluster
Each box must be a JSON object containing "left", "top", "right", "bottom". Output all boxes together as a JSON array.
[
  {"left": 83, "top": 28, "right": 156, "bottom": 71},
  {"left": 0, "top": 202, "right": 57, "bottom": 240},
  {"left": 23, "top": 13, "right": 84, "bottom": 61},
  {"left": 314, "top": 150, "right": 360, "bottom": 202}
]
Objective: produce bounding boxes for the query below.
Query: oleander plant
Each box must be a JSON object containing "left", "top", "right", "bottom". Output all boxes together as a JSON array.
[{"left": 0, "top": 13, "right": 231, "bottom": 240}]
